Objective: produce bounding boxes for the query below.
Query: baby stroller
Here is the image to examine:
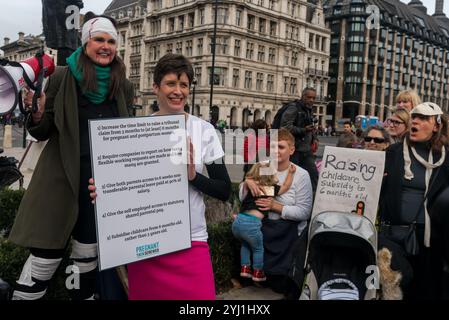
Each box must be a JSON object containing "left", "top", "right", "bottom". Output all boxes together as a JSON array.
[{"left": 300, "top": 211, "right": 378, "bottom": 300}]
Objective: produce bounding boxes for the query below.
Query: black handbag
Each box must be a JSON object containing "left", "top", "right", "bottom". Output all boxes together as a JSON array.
[{"left": 379, "top": 223, "right": 419, "bottom": 256}]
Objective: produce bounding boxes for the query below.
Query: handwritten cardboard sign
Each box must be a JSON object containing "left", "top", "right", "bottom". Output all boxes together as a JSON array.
[{"left": 312, "top": 146, "right": 385, "bottom": 223}]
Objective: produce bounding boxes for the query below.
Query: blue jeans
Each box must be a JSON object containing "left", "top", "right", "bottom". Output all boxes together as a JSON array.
[{"left": 232, "top": 213, "right": 264, "bottom": 270}]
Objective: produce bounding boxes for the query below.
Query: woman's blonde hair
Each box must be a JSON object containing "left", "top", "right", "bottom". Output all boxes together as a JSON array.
[
  {"left": 245, "top": 162, "right": 278, "bottom": 186},
  {"left": 395, "top": 89, "right": 421, "bottom": 109}
]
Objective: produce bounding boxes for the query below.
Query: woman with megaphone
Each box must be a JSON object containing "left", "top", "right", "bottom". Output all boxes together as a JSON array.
[{"left": 8, "top": 12, "right": 134, "bottom": 300}]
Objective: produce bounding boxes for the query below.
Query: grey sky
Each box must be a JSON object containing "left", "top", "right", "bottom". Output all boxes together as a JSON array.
[
  {"left": 0, "top": 0, "right": 448, "bottom": 48},
  {"left": 0, "top": 0, "right": 112, "bottom": 44}
]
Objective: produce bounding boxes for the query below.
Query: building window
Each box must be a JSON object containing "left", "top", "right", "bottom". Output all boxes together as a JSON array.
[
  {"left": 217, "top": 37, "right": 229, "bottom": 54},
  {"left": 244, "top": 71, "right": 253, "bottom": 89},
  {"left": 176, "top": 41, "right": 182, "bottom": 54},
  {"left": 195, "top": 67, "right": 202, "bottom": 86},
  {"left": 188, "top": 12, "right": 195, "bottom": 28},
  {"left": 209, "top": 67, "right": 227, "bottom": 86},
  {"left": 186, "top": 40, "right": 193, "bottom": 56},
  {"left": 247, "top": 15, "right": 255, "bottom": 31},
  {"left": 267, "top": 74, "right": 274, "bottom": 92},
  {"left": 290, "top": 78, "right": 297, "bottom": 95},
  {"left": 268, "top": 47, "right": 276, "bottom": 64},
  {"left": 246, "top": 42, "right": 254, "bottom": 60},
  {"left": 321, "top": 38, "right": 327, "bottom": 52},
  {"left": 169, "top": 17, "right": 175, "bottom": 32},
  {"left": 153, "top": 0, "right": 162, "bottom": 10},
  {"left": 283, "top": 77, "right": 289, "bottom": 94},
  {"left": 259, "top": 18, "right": 266, "bottom": 34},
  {"left": 270, "top": 21, "right": 277, "bottom": 36},
  {"left": 199, "top": 9, "right": 205, "bottom": 24},
  {"left": 291, "top": 51, "right": 298, "bottom": 66},
  {"left": 234, "top": 39, "right": 241, "bottom": 57},
  {"left": 178, "top": 15, "right": 184, "bottom": 31},
  {"left": 284, "top": 51, "right": 289, "bottom": 65},
  {"left": 150, "top": 20, "right": 161, "bottom": 36},
  {"left": 236, "top": 10, "right": 242, "bottom": 26},
  {"left": 150, "top": 45, "right": 160, "bottom": 61},
  {"left": 257, "top": 45, "right": 265, "bottom": 62},
  {"left": 197, "top": 38, "right": 203, "bottom": 55},
  {"left": 309, "top": 33, "right": 314, "bottom": 48},
  {"left": 215, "top": 8, "right": 228, "bottom": 24},
  {"left": 256, "top": 73, "right": 264, "bottom": 91},
  {"left": 269, "top": 0, "right": 276, "bottom": 10},
  {"left": 232, "top": 68, "right": 240, "bottom": 88}
]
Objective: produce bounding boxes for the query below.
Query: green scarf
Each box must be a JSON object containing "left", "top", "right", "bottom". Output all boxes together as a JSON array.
[{"left": 66, "top": 47, "right": 111, "bottom": 104}]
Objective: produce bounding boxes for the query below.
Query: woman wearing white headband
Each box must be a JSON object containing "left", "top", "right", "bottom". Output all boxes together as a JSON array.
[
  {"left": 379, "top": 102, "right": 449, "bottom": 300},
  {"left": 9, "top": 12, "right": 134, "bottom": 300}
]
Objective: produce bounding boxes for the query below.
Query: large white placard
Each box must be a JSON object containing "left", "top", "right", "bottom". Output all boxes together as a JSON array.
[
  {"left": 312, "top": 146, "right": 385, "bottom": 223},
  {"left": 89, "top": 114, "right": 191, "bottom": 270}
]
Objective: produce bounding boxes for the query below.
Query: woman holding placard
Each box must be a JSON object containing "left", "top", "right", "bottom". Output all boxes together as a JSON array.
[{"left": 90, "top": 53, "right": 232, "bottom": 299}]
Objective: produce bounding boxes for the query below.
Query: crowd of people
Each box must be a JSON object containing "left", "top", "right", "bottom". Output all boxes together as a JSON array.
[{"left": 4, "top": 10, "right": 448, "bottom": 301}]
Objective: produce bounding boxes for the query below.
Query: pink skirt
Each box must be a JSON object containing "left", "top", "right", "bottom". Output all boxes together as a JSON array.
[{"left": 128, "top": 241, "right": 216, "bottom": 300}]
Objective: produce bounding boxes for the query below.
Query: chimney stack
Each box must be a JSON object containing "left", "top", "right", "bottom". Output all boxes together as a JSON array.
[
  {"left": 18, "top": 32, "right": 24, "bottom": 41},
  {"left": 434, "top": 0, "right": 445, "bottom": 17},
  {"left": 4, "top": 37, "right": 10, "bottom": 45}
]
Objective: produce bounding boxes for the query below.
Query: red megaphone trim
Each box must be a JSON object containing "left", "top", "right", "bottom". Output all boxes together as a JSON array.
[{"left": 21, "top": 54, "right": 55, "bottom": 81}]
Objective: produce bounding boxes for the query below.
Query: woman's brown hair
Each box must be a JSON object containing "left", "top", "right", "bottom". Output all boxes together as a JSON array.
[
  {"left": 429, "top": 114, "right": 449, "bottom": 152},
  {"left": 78, "top": 12, "right": 126, "bottom": 99}
]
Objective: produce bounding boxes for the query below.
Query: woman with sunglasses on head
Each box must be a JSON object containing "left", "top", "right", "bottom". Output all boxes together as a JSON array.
[
  {"left": 363, "top": 125, "right": 392, "bottom": 151},
  {"left": 379, "top": 102, "right": 449, "bottom": 300},
  {"left": 386, "top": 109, "right": 410, "bottom": 143},
  {"left": 8, "top": 12, "right": 134, "bottom": 300}
]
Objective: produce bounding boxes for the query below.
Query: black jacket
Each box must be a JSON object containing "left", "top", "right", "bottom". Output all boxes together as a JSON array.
[
  {"left": 279, "top": 99, "right": 314, "bottom": 153},
  {"left": 379, "top": 142, "right": 449, "bottom": 225}
]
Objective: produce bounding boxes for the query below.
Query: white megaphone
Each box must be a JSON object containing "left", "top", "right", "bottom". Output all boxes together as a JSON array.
[{"left": 0, "top": 53, "right": 55, "bottom": 116}]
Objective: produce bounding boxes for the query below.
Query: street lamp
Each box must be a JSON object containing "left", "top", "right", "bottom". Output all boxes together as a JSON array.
[
  {"left": 191, "top": 77, "right": 197, "bottom": 115},
  {"left": 152, "top": 100, "right": 159, "bottom": 113},
  {"left": 209, "top": 0, "right": 219, "bottom": 111}
]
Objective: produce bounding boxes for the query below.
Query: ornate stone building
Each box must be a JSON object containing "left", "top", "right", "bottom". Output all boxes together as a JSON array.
[
  {"left": 1, "top": 32, "right": 58, "bottom": 65},
  {"left": 105, "top": 0, "right": 330, "bottom": 128}
]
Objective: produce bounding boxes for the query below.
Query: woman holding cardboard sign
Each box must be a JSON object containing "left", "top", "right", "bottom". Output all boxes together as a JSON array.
[
  {"left": 379, "top": 102, "right": 449, "bottom": 299},
  {"left": 90, "top": 54, "right": 231, "bottom": 299}
]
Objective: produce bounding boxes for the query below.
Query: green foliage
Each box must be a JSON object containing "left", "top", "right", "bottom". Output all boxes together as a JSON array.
[
  {"left": 0, "top": 182, "right": 244, "bottom": 298},
  {"left": 208, "top": 219, "right": 241, "bottom": 293},
  {"left": 0, "top": 188, "right": 25, "bottom": 237},
  {"left": 0, "top": 239, "right": 29, "bottom": 286},
  {"left": 0, "top": 238, "right": 71, "bottom": 300},
  {"left": 0, "top": 188, "right": 70, "bottom": 300}
]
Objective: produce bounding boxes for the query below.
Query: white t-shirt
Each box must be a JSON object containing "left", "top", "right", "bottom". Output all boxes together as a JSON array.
[{"left": 186, "top": 115, "right": 224, "bottom": 241}]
